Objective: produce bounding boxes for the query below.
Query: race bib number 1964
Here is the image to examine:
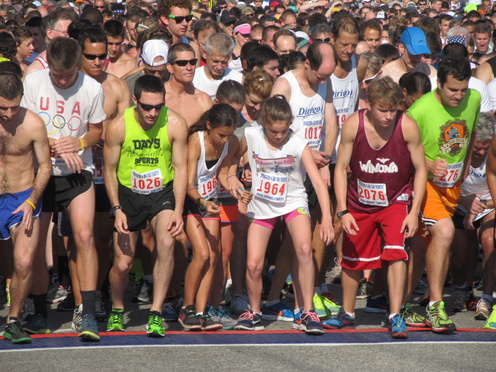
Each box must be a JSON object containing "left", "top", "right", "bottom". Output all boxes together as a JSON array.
[{"left": 255, "top": 173, "right": 288, "bottom": 202}]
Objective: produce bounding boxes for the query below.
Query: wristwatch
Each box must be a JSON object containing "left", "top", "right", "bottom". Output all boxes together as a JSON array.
[
  {"left": 336, "top": 209, "right": 350, "bottom": 219},
  {"left": 109, "top": 205, "right": 122, "bottom": 217}
]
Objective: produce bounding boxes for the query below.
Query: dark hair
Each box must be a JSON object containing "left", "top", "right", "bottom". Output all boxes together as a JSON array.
[
  {"left": 216, "top": 80, "right": 246, "bottom": 107},
  {"left": 47, "top": 37, "right": 82, "bottom": 72},
  {"left": 306, "top": 42, "right": 336, "bottom": 70},
  {"left": 134, "top": 74, "right": 165, "bottom": 101},
  {"left": 68, "top": 19, "right": 99, "bottom": 40},
  {"left": 193, "top": 19, "right": 221, "bottom": 39},
  {"left": 359, "top": 19, "right": 381, "bottom": 39},
  {"left": 11, "top": 26, "right": 32, "bottom": 44},
  {"left": 25, "top": 16, "right": 42, "bottom": 29},
  {"left": 167, "top": 42, "right": 194, "bottom": 64},
  {"left": 0, "top": 71, "right": 23, "bottom": 100},
  {"left": 375, "top": 44, "right": 400, "bottom": 64},
  {"left": 80, "top": 6, "right": 104, "bottom": 25},
  {"left": 246, "top": 44, "right": 278, "bottom": 72},
  {"left": 0, "top": 61, "right": 23, "bottom": 79},
  {"left": 188, "top": 103, "right": 238, "bottom": 136},
  {"left": 367, "top": 77, "right": 403, "bottom": 108},
  {"left": 442, "top": 42, "right": 469, "bottom": 59},
  {"left": 0, "top": 32, "right": 18, "bottom": 61},
  {"left": 399, "top": 71, "right": 431, "bottom": 96},
  {"left": 259, "top": 95, "right": 293, "bottom": 127},
  {"left": 103, "top": 19, "right": 126, "bottom": 38},
  {"left": 437, "top": 55, "right": 471, "bottom": 84},
  {"left": 77, "top": 26, "right": 108, "bottom": 52}
]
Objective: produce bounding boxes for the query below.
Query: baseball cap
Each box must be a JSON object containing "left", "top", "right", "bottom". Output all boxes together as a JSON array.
[
  {"left": 234, "top": 23, "right": 251, "bottom": 35},
  {"left": 376, "top": 11, "right": 386, "bottom": 20},
  {"left": 406, "top": 1, "right": 417, "bottom": 9},
  {"left": 401, "top": 27, "right": 431, "bottom": 55},
  {"left": 270, "top": 1, "right": 280, "bottom": 7},
  {"left": 220, "top": 10, "right": 237, "bottom": 24},
  {"left": 142, "top": 40, "right": 169, "bottom": 67},
  {"left": 446, "top": 35, "right": 467, "bottom": 47}
]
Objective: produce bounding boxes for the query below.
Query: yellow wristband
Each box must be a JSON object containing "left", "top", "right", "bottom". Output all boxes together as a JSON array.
[
  {"left": 79, "top": 138, "right": 85, "bottom": 151},
  {"left": 25, "top": 200, "right": 36, "bottom": 210}
]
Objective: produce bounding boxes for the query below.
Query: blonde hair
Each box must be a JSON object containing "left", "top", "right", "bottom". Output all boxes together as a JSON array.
[{"left": 243, "top": 70, "right": 273, "bottom": 100}]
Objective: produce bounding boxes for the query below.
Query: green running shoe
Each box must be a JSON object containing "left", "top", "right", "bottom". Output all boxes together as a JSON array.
[
  {"left": 401, "top": 302, "right": 427, "bottom": 327},
  {"left": 147, "top": 311, "right": 165, "bottom": 337},
  {"left": 106, "top": 309, "right": 124, "bottom": 332},
  {"left": 4, "top": 318, "right": 31, "bottom": 344},
  {"left": 321, "top": 292, "right": 341, "bottom": 317},
  {"left": 426, "top": 301, "right": 456, "bottom": 333},
  {"left": 484, "top": 304, "right": 496, "bottom": 329},
  {"left": 313, "top": 294, "right": 330, "bottom": 319}
]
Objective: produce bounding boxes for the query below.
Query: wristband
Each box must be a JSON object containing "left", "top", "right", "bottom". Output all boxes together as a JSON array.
[
  {"left": 226, "top": 174, "right": 237, "bottom": 181},
  {"left": 203, "top": 199, "right": 210, "bottom": 208},
  {"left": 336, "top": 209, "right": 350, "bottom": 219},
  {"left": 79, "top": 138, "right": 85, "bottom": 151},
  {"left": 187, "top": 186, "right": 196, "bottom": 191},
  {"left": 25, "top": 200, "right": 36, "bottom": 210}
]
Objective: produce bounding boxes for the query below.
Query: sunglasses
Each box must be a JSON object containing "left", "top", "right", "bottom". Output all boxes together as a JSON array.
[
  {"left": 138, "top": 101, "right": 165, "bottom": 111},
  {"left": 95, "top": 5, "right": 105, "bottom": 9},
  {"left": 167, "top": 14, "right": 193, "bottom": 23},
  {"left": 83, "top": 52, "right": 107, "bottom": 61},
  {"left": 363, "top": 71, "right": 381, "bottom": 84},
  {"left": 315, "top": 37, "right": 331, "bottom": 43},
  {"left": 172, "top": 58, "right": 198, "bottom": 66}
]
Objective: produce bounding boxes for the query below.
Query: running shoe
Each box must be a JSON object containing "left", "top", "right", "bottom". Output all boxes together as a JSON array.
[
  {"left": 321, "top": 292, "right": 341, "bottom": 316},
  {"left": 162, "top": 302, "right": 179, "bottom": 322},
  {"left": 23, "top": 313, "right": 51, "bottom": 334},
  {"left": 365, "top": 295, "right": 388, "bottom": 314},
  {"left": 284, "top": 283, "right": 295, "bottom": 300},
  {"left": 137, "top": 279, "right": 153, "bottom": 303},
  {"left": 234, "top": 310, "right": 265, "bottom": 331},
  {"left": 178, "top": 305, "right": 202, "bottom": 331},
  {"left": 72, "top": 304, "right": 83, "bottom": 332},
  {"left": 56, "top": 292, "right": 75, "bottom": 312},
  {"left": 419, "top": 290, "right": 430, "bottom": 307},
  {"left": 146, "top": 311, "right": 166, "bottom": 337},
  {"left": 466, "top": 291, "right": 477, "bottom": 311},
  {"left": 401, "top": 302, "right": 427, "bottom": 327},
  {"left": 292, "top": 309, "right": 303, "bottom": 330},
  {"left": 79, "top": 314, "right": 100, "bottom": 341},
  {"left": 300, "top": 310, "right": 324, "bottom": 335},
  {"left": 199, "top": 313, "right": 223, "bottom": 331},
  {"left": 450, "top": 289, "right": 468, "bottom": 312},
  {"left": 4, "top": 318, "right": 31, "bottom": 344},
  {"left": 208, "top": 306, "right": 236, "bottom": 330},
  {"left": 322, "top": 309, "right": 356, "bottom": 329},
  {"left": 388, "top": 314, "right": 409, "bottom": 339},
  {"left": 483, "top": 305, "right": 496, "bottom": 329},
  {"left": 261, "top": 301, "right": 294, "bottom": 321},
  {"left": 22, "top": 298, "right": 35, "bottom": 319},
  {"left": 475, "top": 298, "right": 492, "bottom": 321},
  {"left": 356, "top": 278, "right": 373, "bottom": 299},
  {"left": 230, "top": 291, "right": 250, "bottom": 316},
  {"left": 413, "top": 279, "right": 429, "bottom": 295},
  {"left": 106, "top": 309, "right": 124, "bottom": 332},
  {"left": 95, "top": 291, "right": 107, "bottom": 322},
  {"left": 313, "top": 294, "right": 330, "bottom": 318},
  {"left": 327, "top": 257, "right": 342, "bottom": 284},
  {"left": 426, "top": 301, "right": 456, "bottom": 333},
  {"left": 47, "top": 282, "right": 69, "bottom": 303}
]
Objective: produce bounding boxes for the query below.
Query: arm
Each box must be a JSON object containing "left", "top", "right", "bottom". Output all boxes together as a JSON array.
[
  {"left": 402, "top": 115, "right": 428, "bottom": 238},
  {"left": 334, "top": 113, "right": 359, "bottom": 235},
  {"left": 104, "top": 115, "right": 128, "bottom": 234},
  {"left": 301, "top": 145, "right": 334, "bottom": 244},
  {"left": 355, "top": 53, "right": 369, "bottom": 83},
  {"left": 486, "top": 136, "right": 496, "bottom": 205},
  {"left": 168, "top": 110, "right": 189, "bottom": 237},
  {"left": 270, "top": 75, "right": 291, "bottom": 100}
]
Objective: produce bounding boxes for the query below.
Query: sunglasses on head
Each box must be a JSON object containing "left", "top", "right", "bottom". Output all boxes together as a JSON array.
[
  {"left": 363, "top": 71, "right": 381, "bottom": 84},
  {"left": 83, "top": 52, "right": 107, "bottom": 61},
  {"left": 172, "top": 58, "right": 198, "bottom": 66},
  {"left": 315, "top": 37, "right": 331, "bottom": 43},
  {"left": 167, "top": 14, "right": 193, "bottom": 23},
  {"left": 138, "top": 101, "right": 165, "bottom": 111}
]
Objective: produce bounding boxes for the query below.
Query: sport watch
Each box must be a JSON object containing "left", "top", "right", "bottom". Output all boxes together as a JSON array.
[
  {"left": 336, "top": 209, "right": 350, "bottom": 219},
  {"left": 109, "top": 205, "right": 122, "bottom": 217}
]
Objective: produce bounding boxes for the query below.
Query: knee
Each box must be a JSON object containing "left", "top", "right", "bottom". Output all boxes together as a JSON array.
[
  {"left": 246, "top": 260, "right": 262, "bottom": 278},
  {"left": 295, "top": 242, "right": 313, "bottom": 261},
  {"left": 192, "top": 247, "right": 210, "bottom": 265},
  {"left": 15, "top": 256, "right": 33, "bottom": 275},
  {"left": 74, "top": 228, "right": 93, "bottom": 248},
  {"left": 113, "top": 256, "right": 133, "bottom": 275}
]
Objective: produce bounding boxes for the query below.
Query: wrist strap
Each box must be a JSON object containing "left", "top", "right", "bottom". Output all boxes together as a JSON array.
[
  {"left": 25, "top": 200, "right": 36, "bottom": 210},
  {"left": 79, "top": 138, "right": 85, "bottom": 151}
]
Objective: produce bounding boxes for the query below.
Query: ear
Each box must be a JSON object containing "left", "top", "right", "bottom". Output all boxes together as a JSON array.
[
  {"left": 206, "top": 120, "right": 212, "bottom": 130},
  {"left": 402, "top": 87, "right": 408, "bottom": 97},
  {"left": 330, "top": 33, "right": 336, "bottom": 45},
  {"left": 213, "top": 98, "right": 219, "bottom": 104},
  {"left": 398, "top": 42, "right": 405, "bottom": 55},
  {"left": 166, "top": 63, "right": 173, "bottom": 74},
  {"left": 132, "top": 95, "right": 138, "bottom": 106},
  {"left": 160, "top": 15, "right": 169, "bottom": 27}
]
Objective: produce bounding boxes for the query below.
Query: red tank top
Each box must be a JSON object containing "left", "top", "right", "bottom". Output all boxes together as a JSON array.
[{"left": 347, "top": 109, "right": 413, "bottom": 213}]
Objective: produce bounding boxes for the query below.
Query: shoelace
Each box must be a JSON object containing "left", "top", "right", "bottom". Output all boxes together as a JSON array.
[
  {"left": 109, "top": 312, "right": 122, "bottom": 325},
  {"left": 302, "top": 311, "right": 320, "bottom": 323},
  {"left": 431, "top": 304, "right": 449, "bottom": 320},
  {"left": 391, "top": 315, "right": 405, "bottom": 328},
  {"left": 150, "top": 314, "right": 162, "bottom": 326},
  {"left": 239, "top": 310, "right": 255, "bottom": 320}
]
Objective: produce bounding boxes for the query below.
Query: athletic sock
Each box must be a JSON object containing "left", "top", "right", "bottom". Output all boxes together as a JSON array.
[
  {"left": 294, "top": 307, "right": 303, "bottom": 315},
  {"left": 428, "top": 301, "right": 438, "bottom": 308},
  {"left": 81, "top": 290, "right": 97, "bottom": 317},
  {"left": 32, "top": 294, "right": 48, "bottom": 318},
  {"left": 389, "top": 313, "right": 399, "bottom": 320}
]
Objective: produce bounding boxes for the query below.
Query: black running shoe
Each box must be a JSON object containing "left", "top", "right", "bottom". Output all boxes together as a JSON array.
[{"left": 4, "top": 318, "right": 31, "bottom": 344}]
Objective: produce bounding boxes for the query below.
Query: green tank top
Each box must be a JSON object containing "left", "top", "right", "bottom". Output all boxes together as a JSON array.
[{"left": 117, "top": 107, "right": 174, "bottom": 193}]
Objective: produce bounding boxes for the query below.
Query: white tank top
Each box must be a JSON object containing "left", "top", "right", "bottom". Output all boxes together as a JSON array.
[
  {"left": 195, "top": 130, "right": 229, "bottom": 200},
  {"left": 331, "top": 54, "right": 359, "bottom": 163},
  {"left": 246, "top": 126, "right": 309, "bottom": 219},
  {"left": 461, "top": 157, "right": 488, "bottom": 198},
  {"left": 282, "top": 70, "right": 327, "bottom": 151}
]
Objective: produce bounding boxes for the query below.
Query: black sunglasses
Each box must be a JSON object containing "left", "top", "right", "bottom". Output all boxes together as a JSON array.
[
  {"left": 168, "top": 14, "right": 193, "bottom": 23},
  {"left": 138, "top": 101, "right": 165, "bottom": 111},
  {"left": 83, "top": 52, "right": 107, "bottom": 61},
  {"left": 172, "top": 58, "right": 198, "bottom": 66},
  {"left": 315, "top": 38, "right": 331, "bottom": 43}
]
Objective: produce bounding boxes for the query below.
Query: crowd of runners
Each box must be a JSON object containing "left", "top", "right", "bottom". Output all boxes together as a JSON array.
[{"left": 1, "top": 0, "right": 496, "bottom": 345}]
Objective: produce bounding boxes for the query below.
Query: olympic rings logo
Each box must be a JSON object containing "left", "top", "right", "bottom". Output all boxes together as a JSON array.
[{"left": 39, "top": 111, "right": 83, "bottom": 136}]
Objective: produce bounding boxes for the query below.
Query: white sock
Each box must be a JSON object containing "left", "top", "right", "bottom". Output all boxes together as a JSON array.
[
  {"left": 294, "top": 307, "right": 303, "bottom": 315},
  {"left": 428, "top": 301, "right": 438, "bottom": 308},
  {"left": 345, "top": 311, "right": 355, "bottom": 318},
  {"left": 389, "top": 313, "right": 399, "bottom": 320}
]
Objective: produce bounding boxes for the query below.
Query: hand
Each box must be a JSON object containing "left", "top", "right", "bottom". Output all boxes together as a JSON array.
[
  {"left": 400, "top": 212, "right": 419, "bottom": 238},
  {"left": 463, "top": 212, "right": 476, "bottom": 230},
  {"left": 320, "top": 217, "right": 335, "bottom": 245},
  {"left": 428, "top": 159, "right": 448, "bottom": 178},
  {"left": 469, "top": 195, "right": 487, "bottom": 215},
  {"left": 237, "top": 189, "right": 253, "bottom": 204},
  {"left": 341, "top": 213, "right": 359, "bottom": 235},
  {"left": 52, "top": 136, "right": 82, "bottom": 154},
  {"left": 242, "top": 168, "right": 252, "bottom": 185},
  {"left": 167, "top": 210, "right": 184, "bottom": 237},
  {"left": 114, "top": 209, "right": 129, "bottom": 234},
  {"left": 12, "top": 201, "right": 34, "bottom": 231},
  {"left": 311, "top": 150, "right": 331, "bottom": 168},
  {"left": 205, "top": 200, "right": 221, "bottom": 216},
  {"left": 60, "top": 152, "right": 84, "bottom": 173}
]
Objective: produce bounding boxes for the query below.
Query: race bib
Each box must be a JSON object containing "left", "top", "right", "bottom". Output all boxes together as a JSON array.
[
  {"left": 131, "top": 169, "right": 162, "bottom": 194},
  {"left": 433, "top": 161, "right": 463, "bottom": 188},
  {"left": 357, "top": 179, "right": 388, "bottom": 207},
  {"left": 198, "top": 173, "right": 218, "bottom": 200},
  {"left": 303, "top": 119, "right": 323, "bottom": 149},
  {"left": 255, "top": 173, "right": 288, "bottom": 202},
  {"left": 217, "top": 183, "right": 231, "bottom": 199},
  {"left": 92, "top": 166, "right": 104, "bottom": 185}
]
